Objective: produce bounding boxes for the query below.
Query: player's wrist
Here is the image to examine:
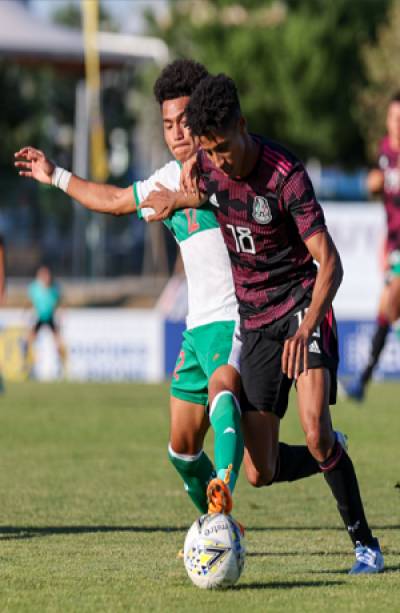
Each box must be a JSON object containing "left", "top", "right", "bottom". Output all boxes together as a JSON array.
[{"left": 51, "top": 167, "right": 72, "bottom": 192}]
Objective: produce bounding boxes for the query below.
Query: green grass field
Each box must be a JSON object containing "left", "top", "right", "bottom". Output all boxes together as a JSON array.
[{"left": 0, "top": 381, "right": 399, "bottom": 612}]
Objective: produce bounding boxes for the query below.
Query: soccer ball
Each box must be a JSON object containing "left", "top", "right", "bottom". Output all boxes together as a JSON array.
[{"left": 183, "top": 513, "right": 245, "bottom": 589}]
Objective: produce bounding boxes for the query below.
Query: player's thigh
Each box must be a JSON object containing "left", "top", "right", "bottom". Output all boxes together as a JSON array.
[
  {"left": 241, "top": 410, "right": 280, "bottom": 486},
  {"left": 169, "top": 396, "right": 209, "bottom": 455},
  {"left": 193, "top": 320, "right": 241, "bottom": 399},
  {"left": 208, "top": 364, "right": 241, "bottom": 404},
  {"left": 296, "top": 367, "right": 334, "bottom": 459}
]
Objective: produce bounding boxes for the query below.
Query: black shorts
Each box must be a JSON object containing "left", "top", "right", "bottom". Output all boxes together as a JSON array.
[
  {"left": 33, "top": 318, "right": 57, "bottom": 333},
  {"left": 240, "top": 296, "right": 339, "bottom": 418}
]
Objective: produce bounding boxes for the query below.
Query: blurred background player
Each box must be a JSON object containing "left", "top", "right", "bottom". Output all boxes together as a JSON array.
[
  {"left": 27, "top": 265, "right": 65, "bottom": 376},
  {"left": 0, "top": 235, "right": 6, "bottom": 392},
  {"left": 346, "top": 92, "right": 400, "bottom": 401}
]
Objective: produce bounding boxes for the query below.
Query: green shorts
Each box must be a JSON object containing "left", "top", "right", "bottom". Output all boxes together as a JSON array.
[
  {"left": 170, "top": 320, "right": 240, "bottom": 406},
  {"left": 389, "top": 250, "right": 400, "bottom": 276}
]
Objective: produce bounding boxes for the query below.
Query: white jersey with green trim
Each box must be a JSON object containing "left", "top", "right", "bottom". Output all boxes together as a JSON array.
[{"left": 133, "top": 160, "right": 238, "bottom": 329}]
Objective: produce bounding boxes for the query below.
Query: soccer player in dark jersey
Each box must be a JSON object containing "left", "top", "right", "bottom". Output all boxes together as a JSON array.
[
  {"left": 347, "top": 92, "right": 400, "bottom": 401},
  {"left": 142, "top": 73, "right": 384, "bottom": 574}
]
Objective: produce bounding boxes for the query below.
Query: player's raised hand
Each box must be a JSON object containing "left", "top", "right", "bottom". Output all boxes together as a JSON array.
[
  {"left": 180, "top": 155, "right": 199, "bottom": 194},
  {"left": 139, "top": 183, "right": 177, "bottom": 222},
  {"left": 14, "top": 147, "right": 55, "bottom": 184},
  {"left": 282, "top": 328, "right": 310, "bottom": 380}
]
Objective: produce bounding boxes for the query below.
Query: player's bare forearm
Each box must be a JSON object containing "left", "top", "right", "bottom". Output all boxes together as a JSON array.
[
  {"left": 15, "top": 146, "right": 135, "bottom": 216},
  {"left": 302, "top": 230, "right": 343, "bottom": 335},
  {"left": 66, "top": 176, "right": 135, "bottom": 216}
]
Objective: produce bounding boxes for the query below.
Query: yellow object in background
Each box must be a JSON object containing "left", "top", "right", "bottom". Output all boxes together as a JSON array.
[
  {"left": 82, "top": 0, "right": 108, "bottom": 182},
  {"left": 0, "top": 326, "right": 32, "bottom": 381}
]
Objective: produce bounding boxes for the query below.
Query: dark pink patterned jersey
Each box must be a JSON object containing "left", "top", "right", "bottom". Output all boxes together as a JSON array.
[
  {"left": 198, "top": 135, "right": 326, "bottom": 330},
  {"left": 378, "top": 136, "right": 400, "bottom": 253}
]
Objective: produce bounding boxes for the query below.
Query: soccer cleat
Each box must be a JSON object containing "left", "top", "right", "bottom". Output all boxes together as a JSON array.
[
  {"left": 349, "top": 538, "right": 384, "bottom": 575},
  {"left": 344, "top": 377, "right": 365, "bottom": 403},
  {"left": 335, "top": 430, "right": 348, "bottom": 451},
  {"left": 207, "top": 465, "right": 233, "bottom": 514}
]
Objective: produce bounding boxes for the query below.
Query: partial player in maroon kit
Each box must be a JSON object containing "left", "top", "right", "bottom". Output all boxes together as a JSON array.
[
  {"left": 346, "top": 92, "right": 400, "bottom": 402},
  {"left": 143, "top": 73, "right": 383, "bottom": 575}
]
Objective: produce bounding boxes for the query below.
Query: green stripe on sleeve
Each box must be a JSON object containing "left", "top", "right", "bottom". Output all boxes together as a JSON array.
[{"left": 133, "top": 182, "right": 143, "bottom": 219}]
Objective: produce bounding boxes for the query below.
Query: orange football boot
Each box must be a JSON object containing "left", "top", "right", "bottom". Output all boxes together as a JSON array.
[{"left": 207, "top": 464, "right": 233, "bottom": 514}]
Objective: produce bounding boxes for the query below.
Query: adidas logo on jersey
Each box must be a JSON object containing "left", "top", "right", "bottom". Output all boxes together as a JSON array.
[
  {"left": 308, "top": 340, "right": 321, "bottom": 354},
  {"left": 209, "top": 193, "right": 220, "bottom": 207}
]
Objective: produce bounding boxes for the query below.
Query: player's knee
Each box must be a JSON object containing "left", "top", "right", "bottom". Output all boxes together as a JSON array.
[
  {"left": 244, "top": 464, "right": 275, "bottom": 488},
  {"left": 305, "top": 427, "right": 332, "bottom": 457},
  {"left": 168, "top": 440, "right": 200, "bottom": 457}
]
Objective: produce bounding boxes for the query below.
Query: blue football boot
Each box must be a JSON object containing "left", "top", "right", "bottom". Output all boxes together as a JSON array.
[
  {"left": 349, "top": 538, "right": 384, "bottom": 574},
  {"left": 345, "top": 377, "right": 365, "bottom": 402}
]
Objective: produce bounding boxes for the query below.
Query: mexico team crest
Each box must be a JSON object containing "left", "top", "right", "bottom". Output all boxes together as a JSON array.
[{"left": 252, "top": 196, "right": 271, "bottom": 224}]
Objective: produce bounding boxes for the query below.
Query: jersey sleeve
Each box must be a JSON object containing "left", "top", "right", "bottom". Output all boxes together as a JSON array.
[
  {"left": 280, "top": 164, "right": 326, "bottom": 241},
  {"left": 132, "top": 161, "right": 181, "bottom": 220}
]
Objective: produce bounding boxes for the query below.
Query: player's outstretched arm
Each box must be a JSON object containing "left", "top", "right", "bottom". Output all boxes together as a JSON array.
[
  {"left": 14, "top": 146, "right": 135, "bottom": 216},
  {"left": 139, "top": 182, "right": 206, "bottom": 222},
  {"left": 282, "top": 230, "right": 343, "bottom": 379}
]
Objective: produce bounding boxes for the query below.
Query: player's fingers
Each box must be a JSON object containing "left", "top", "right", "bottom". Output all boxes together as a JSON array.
[
  {"left": 18, "top": 171, "right": 33, "bottom": 177},
  {"left": 15, "top": 161, "right": 32, "bottom": 169},
  {"left": 294, "top": 340, "right": 302, "bottom": 380},
  {"left": 145, "top": 211, "right": 165, "bottom": 223},
  {"left": 281, "top": 340, "right": 289, "bottom": 375},
  {"left": 287, "top": 341, "right": 296, "bottom": 379},
  {"left": 303, "top": 341, "right": 309, "bottom": 376}
]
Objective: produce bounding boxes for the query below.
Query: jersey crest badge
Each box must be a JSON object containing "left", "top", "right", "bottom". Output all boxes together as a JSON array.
[{"left": 252, "top": 196, "right": 271, "bottom": 224}]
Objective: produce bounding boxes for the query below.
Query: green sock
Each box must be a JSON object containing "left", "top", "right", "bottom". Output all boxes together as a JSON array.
[
  {"left": 168, "top": 445, "right": 215, "bottom": 514},
  {"left": 209, "top": 391, "right": 244, "bottom": 493}
]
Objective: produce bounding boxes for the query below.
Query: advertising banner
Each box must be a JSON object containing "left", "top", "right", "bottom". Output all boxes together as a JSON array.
[{"left": 0, "top": 309, "right": 163, "bottom": 382}]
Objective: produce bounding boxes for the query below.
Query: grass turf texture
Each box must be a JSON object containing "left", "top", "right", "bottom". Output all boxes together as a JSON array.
[{"left": 0, "top": 382, "right": 398, "bottom": 612}]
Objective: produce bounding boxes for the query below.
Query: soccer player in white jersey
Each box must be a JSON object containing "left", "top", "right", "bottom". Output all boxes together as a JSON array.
[{"left": 15, "top": 60, "right": 324, "bottom": 520}]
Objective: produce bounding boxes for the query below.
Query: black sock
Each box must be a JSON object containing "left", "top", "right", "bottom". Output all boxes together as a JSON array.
[
  {"left": 321, "top": 440, "right": 373, "bottom": 546},
  {"left": 360, "top": 320, "right": 390, "bottom": 386},
  {"left": 272, "top": 442, "right": 320, "bottom": 483}
]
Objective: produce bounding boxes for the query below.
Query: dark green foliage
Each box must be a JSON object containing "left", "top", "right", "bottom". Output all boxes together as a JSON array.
[{"left": 145, "top": 0, "right": 391, "bottom": 166}]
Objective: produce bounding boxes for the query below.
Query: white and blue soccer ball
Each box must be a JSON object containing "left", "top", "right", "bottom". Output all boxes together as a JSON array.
[{"left": 183, "top": 513, "right": 246, "bottom": 589}]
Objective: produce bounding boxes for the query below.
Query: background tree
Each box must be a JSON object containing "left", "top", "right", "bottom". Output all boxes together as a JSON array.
[
  {"left": 145, "top": 0, "right": 391, "bottom": 166},
  {"left": 358, "top": 1, "right": 400, "bottom": 162}
]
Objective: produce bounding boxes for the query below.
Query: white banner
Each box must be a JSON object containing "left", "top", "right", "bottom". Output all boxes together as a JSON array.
[
  {"left": 324, "top": 203, "right": 386, "bottom": 318},
  {"left": 0, "top": 309, "right": 163, "bottom": 382}
]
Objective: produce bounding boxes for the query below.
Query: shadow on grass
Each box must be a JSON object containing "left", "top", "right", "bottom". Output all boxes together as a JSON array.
[
  {"left": 248, "top": 551, "right": 349, "bottom": 558},
  {"left": 246, "top": 525, "right": 400, "bottom": 532},
  {"left": 0, "top": 523, "right": 399, "bottom": 541},
  {"left": 232, "top": 579, "right": 344, "bottom": 590},
  {"left": 312, "top": 564, "right": 400, "bottom": 575},
  {"left": 0, "top": 525, "right": 187, "bottom": 540}
]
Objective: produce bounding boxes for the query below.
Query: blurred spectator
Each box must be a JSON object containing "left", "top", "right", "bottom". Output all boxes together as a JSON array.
[
  {"left": 27, "top": 265, "right": 65, "bottom": 374},
  {"left": 346, "top": 93, "right": 400, "bottom": 401}
]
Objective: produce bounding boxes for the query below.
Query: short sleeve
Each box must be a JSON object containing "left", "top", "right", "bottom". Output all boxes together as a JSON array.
[
  {"left": 133, "top": 160, "right": 181, "bottom": 220},
  {"left": 280, "top": 164, "right": 326, "bottom": 241}
]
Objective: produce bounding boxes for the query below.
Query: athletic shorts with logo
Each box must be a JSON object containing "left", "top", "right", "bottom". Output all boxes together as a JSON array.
[
  {"left": 240, "top": 295, "right": 339, "bottom": 418},
  {"left": 170, "top": 320, "right": 240, "bottom": 406}
]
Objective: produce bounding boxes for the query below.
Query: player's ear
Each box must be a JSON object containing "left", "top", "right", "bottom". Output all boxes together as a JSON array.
[{"left": 238, "top": 115, "right": 246, "bottom": 134}]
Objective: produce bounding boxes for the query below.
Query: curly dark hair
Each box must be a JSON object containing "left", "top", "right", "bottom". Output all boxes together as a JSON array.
[
  {"left": 185, "top": 74, "right": 241, "bottom": 138},
  {"left": 153, "top": 59, "right": 209, "bottom": 105}
]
